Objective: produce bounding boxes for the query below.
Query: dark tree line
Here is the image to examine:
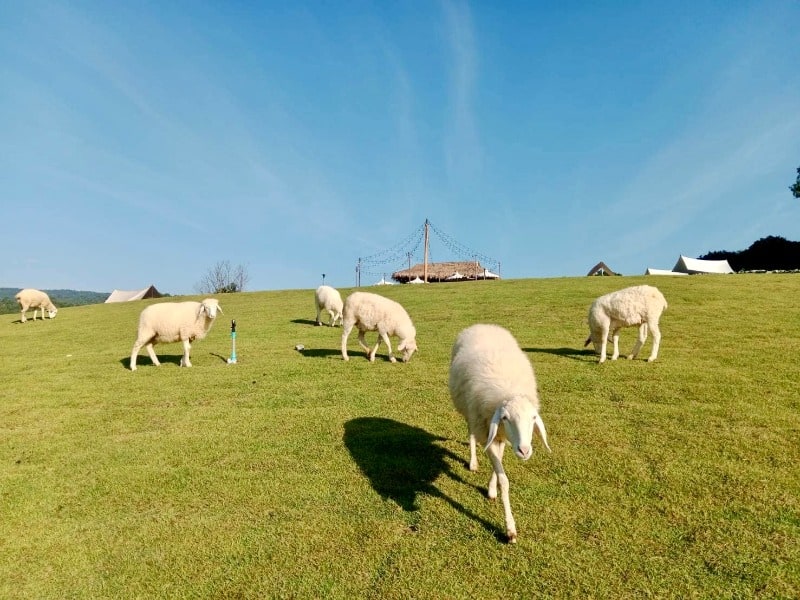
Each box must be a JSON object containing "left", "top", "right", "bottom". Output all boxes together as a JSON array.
[
  {"left": 791, "top": 166, "right": 800, "bottom": 199},
  {"left": 700, "top": 236, "right": 800, "bottom": 271}
]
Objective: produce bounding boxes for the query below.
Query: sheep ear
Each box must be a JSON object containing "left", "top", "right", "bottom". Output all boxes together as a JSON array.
[
  {"left": 197, "top": 304, "right": 206, "bottom": 317},
  {"left": 397, "top": 340, "right": 406, "bottom": 351},
  {"left": 485, "top": 406, "right": 504, "bottom": 451},
  {"left": 534, "top": 415, "right": 551, "bottom": 452}
]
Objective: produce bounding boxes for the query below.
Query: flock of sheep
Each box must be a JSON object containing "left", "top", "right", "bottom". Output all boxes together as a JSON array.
[{"left": 14, "top": 282, "right": 668, "bottom": 543}]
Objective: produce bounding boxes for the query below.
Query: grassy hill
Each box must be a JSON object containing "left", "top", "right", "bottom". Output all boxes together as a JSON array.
[{"left": 1, "top": 275, "right": 798, "bottom": 598}]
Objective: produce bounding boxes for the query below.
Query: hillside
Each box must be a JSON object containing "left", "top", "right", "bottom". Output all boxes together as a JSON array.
[{"left": 1, "top": 277, "right": 798, "bottom": 597}]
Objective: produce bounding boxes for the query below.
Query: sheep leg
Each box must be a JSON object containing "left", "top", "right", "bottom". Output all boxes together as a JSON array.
[
  {"left": 468, "top": 433, "right": 479, "bottom": 471},
  {"left": 357, "top": 330, "right": 376, "bottom": 362},
  {"left": 327, "top": 309, "right": 336, "bottom": 326},
  {"left": 610, "top": 329, "right": 621, "bottom": 360},
  {"left": 598, "top": 324, "right": 610, "bottom": 363},
  {"left": 646, "top": 322, "right": 660, "bottom": 362},
  {"left": 315, "top": 306, "right": 322, "bottom": 326},
  {"left": 341, "top": 323, "right": 353, "bottom": 361},
  {"left": 145, "top": 343, "right": 160, "bottom": 366},
  {"left": 20, "top": 307, "right": 27, "bottom": 322},
  {"left": 180, "top": 339, "right": 192, "bottom": 367},
  {"left": 629, "top": 323, "right": 648, "bottom": 360},
  {"left": 377, "top": 331, "right": 395, "bottom": 363},
  {"left": 485, "top": 442, "right": 516, "bottom": 543}
]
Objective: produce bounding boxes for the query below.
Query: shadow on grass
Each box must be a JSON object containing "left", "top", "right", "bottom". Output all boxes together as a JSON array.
[
  {"left": 121, "top": 354, "right": 184, "bottom": 369},
  {"left": 290, "top": 318, "right": 320, "bottom": 326},
  {"left": 344, "top": 417, "right": 506, "bottom": 541},
  {"left": 522, "top": 346, "right": 596, "bottom": 361},
  {"left": 296, "top": 347, "right": 343, "bottom": 359}
]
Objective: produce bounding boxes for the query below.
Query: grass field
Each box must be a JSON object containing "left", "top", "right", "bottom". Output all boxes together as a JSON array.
[{"left": 1, "top": 275, "right": 799, "bottom": 598}]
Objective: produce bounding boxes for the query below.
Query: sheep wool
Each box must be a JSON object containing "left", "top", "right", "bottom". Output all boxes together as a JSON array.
[
  {"left": 585, "top": 284, "right": 668, "bottom": 363},
  {"left": 130, "top": 298, "right": 222, "bottom": 371},
  {"left": 314, "top": 285, "right": 343, "bottom": 327},
  {"left": 341, "top": 291, "right": 417, "bottom": 363},
  {"left": 15, "top": 288, "right": 58, "bottom": 322},
  {"left": 449, "top": 324, "right": 550, "bottom": 543}
]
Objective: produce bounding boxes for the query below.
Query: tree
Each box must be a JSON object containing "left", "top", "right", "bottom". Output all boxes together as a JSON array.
[
  {"left": 791, "top": 166, "right": 800, "bottom": 199},
  {"left": 196, "top": 260, "right": 250, "bottom": 294}
]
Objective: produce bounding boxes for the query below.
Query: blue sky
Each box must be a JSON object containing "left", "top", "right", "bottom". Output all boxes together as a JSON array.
[{"left": 2, "top": 1, "right": 799, "bottom": 294}]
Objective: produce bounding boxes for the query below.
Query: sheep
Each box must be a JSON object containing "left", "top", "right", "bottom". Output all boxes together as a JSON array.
[
  {"left": 129, "top": 298, "right": 222, "bottom": 371},
  {"left": 315, "top": 285, "right": 343, "bottom": 327},
  {"left": 584, "top": 284, "right": 668, "bottom": 363},
  {"left": 340, "top": 291, "right": 417, "bottom": 363},
  {"left": 15, "top": 289, "right": 58, "bottom": 322},
  {"left": 448, "top": 324, "right": 551, "bottom": 543}
]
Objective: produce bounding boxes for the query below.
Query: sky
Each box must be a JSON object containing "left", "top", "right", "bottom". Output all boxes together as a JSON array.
[{"left": 2, "top": 1, "right": 799, "bottom": 294}]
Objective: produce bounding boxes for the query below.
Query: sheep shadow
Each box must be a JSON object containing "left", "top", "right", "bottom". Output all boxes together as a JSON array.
[
  {"left": 343, "top": 417, "right": 504, "bottom": 540},
  {"left": 120, "top": 355, "right": 184, "bottom": 369},
  {"left": 295, "top": 347, "right": 342, "bottom": 359},
  {"left": 523, "top": 346, "right": 596, "bottom": 361},
  {"left": 291, "top": 318, "right": 321, "bottom": 326}
]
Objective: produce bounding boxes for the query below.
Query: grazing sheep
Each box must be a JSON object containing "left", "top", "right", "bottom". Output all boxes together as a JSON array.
[
  {"left": 341, "top": 291, "right": 417, "bottom": 363},
  {"left": 584, "top": 284, "right": 668, "bottom": 363},
  {"left": 449, "top": 324, "right": 551, "bottom": 543},
  {"left": 315, "top": 285, "right": 343, "bottom": 327},
  {"left": 15, "top": 289, "right": 58, "bottom": 322},
  {"left": 130, "top": 298, "right": 222, "bottom": 371}
]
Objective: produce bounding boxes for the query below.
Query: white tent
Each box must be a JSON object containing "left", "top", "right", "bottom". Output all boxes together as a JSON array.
[
  {"left": 445, "top": 271, "right": 464, "bottom": 280},
  {"left": 478, "top": 268, "right": 500, "bottom": 280},
  {"left": 645, "top": 268, "right": 688, "bottom": 276},
  {"left": 408, "top": 276, "right": 425, "bottom": 284},
  {"left": 105, "top": 285, "right": 162, "bottom": 303},
  {"left": 374, "top": 276, "right": 395, "bottom": 286},
  {"left": 672, "top": 255, "right": 734, "bottom": 274}
]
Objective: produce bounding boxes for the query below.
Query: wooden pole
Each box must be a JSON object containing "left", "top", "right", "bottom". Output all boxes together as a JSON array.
[{"left": 423, "top": 219, "right": 429, "bottom": 283}]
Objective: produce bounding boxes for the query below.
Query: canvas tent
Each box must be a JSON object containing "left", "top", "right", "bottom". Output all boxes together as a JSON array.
[
  {"left": 645, "top": 268, "right": 688, "bottom": 276},
  {"left": 672, "top": 255, "right": 734, "bottom": 274},
  {"left": 105, "top": 285, "right": 162, "bottom": 303},
  {"left": 374, "top": 276, "right": 395, "bottom": 286}
]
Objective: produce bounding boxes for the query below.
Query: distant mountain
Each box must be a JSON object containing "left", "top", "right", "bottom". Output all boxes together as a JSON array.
[
  {"left": 0, "top": 288, "right": 109, "bottom": 315},
  {"left": 699, "top": 236, "right": 800, "bottom": 272}
]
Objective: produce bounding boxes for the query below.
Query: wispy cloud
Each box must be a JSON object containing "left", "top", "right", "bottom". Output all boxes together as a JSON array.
[{"left": 441, "top": 0, "right": 481, "bottom": 182}]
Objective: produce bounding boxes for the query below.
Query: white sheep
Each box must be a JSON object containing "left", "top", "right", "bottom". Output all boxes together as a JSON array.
[
  {"left": 584, "top": 284, "right": 668, "bottom": 363},
  {"left": 15, "top": 288, "right": 58, "bottom": 322},
  {"left": 130, "top": 298, "right": 222, "bottom": 371},
  {"left": 340, "top": 291, "right": 417, "bottom": 363},
  {"left": 315, "top": 285, "right": 343, "bottom": 327},
  {"left": 448, "top": 324, "right": 551, "bottom": 543}
]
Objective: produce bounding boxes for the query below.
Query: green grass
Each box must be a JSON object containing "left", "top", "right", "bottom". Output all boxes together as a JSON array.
[{"left": 1, "top": 275, "right": 798, "bottom": 598}]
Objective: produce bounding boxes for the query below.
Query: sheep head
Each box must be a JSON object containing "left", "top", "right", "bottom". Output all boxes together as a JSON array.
[
  {"left": 199, "top": 299, "right": 222, "bottom": 319},
  {"left": 486, "top": 398, "right": 551, "bottom": 458},
  {"left": 398, "top": 338, "right": 418, "bottom": 362}
]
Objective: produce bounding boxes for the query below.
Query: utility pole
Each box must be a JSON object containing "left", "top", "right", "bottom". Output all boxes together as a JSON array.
[
  {"left": 423, "top": 219, "right": 430, "bottom": 283},
  {"left": 356, "top": 259, "right": 361, "bottom": 287}
]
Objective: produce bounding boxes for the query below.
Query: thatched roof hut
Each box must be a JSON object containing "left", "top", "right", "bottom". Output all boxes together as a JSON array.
[{"left": 392, "top": 261, "right": 499, "bottom": 283}]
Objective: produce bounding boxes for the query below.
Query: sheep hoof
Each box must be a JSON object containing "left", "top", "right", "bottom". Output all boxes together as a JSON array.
[
  {"left": 342, "top": 356, "right": 350, "bottom": 362},
  {"left": 389, "top": 356, "right": 397, "bottom": 363},
  {"left": 507, "top": 531, "right": 517, "bottom": 544}
]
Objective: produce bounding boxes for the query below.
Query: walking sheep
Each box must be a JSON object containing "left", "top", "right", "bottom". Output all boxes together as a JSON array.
[
  {"left": 130, "top": 298, "right": 222, "bottom": 371},
  {"left": 449, "top": 324, "right": 551, "bottom": 543},
  {"left": 584, "top": 284, "right": 667, "bottom": 363},
  {"left": 341, "top": 291, "right": 417, "bottom": 363},
  {"left": 315, "top": 285, "right": 343, "bottom": 327},
  {"left": 15, "top": 289, "right": 58, "bottom": 322}
]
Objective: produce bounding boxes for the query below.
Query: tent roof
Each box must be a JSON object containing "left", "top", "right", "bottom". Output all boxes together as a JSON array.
[
  {"left": 587, "top": 261, "right": 618, "bottom": 276},
  {"left": 392, "top": 261, "right": 499, "bottom": 283},
  {"left": 646, "top": 268, "right": 688, "bottom": 276},
  {"left": 105, "top": 285, "right": 162, "bottom": 303},
  {"left": 672, "top": 255, "right": 734, "bottom": 274}
]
